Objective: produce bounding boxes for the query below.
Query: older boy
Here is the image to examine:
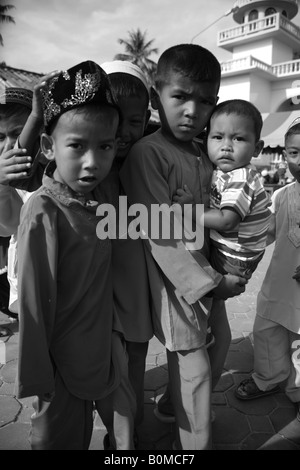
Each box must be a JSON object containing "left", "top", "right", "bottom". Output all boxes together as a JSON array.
[
  {"left": 120, "top": 44, "right": 247, "bottom": 450},
  {"left": 16, "top": 61, "right": 136, "bottom": 450}
]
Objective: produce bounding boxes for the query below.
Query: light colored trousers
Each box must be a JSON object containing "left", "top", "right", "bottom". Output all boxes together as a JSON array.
[{"left": 253, "top": 315, "right": 300, "bottom": 403}]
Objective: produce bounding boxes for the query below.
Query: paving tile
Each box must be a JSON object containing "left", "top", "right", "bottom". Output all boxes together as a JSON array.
[
  {"left": 0, "top": 395, "right": 21, "bottom": 426},
  {"left": 248, "top": 414, "right": 274, "bottom": 433},
  {"left": 224, "top": 350, "right": 254, "bottom": 373},
  {"left": 212, "top": 407, "right": 250, "bottom": 444},
  {"left": 0, "top": 422, "right": 31, "bottom": 450},
  {"left": 1, "top": 359, "right": 18, "bottom": 383}
]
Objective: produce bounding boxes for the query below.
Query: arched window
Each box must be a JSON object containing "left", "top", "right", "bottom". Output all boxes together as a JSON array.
[
  {"left": 265, "top": 8, "right": 276, "bottom": 16},
  {"left": 249, "top": 9, "right": 258, "bottom": 21}
]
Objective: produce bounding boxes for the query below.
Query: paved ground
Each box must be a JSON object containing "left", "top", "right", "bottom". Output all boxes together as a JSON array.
[{"left": 1, "top": 244, "right": 300, "bottom": 451}]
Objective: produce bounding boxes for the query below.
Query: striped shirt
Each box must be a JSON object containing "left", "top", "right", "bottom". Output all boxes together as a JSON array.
[{"left": 210, "top": 164, "right": 271, "bottom": 255}]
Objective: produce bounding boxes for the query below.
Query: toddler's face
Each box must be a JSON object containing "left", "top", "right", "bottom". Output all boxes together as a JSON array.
[
  {"left": 42, "top": 106, "right": 119, "bottom": 194},
  {"left": 284, "top": 133, "right": 300, "bottom": 183},
  {"left": 116, "top": 95, "right": 149, "bottom": 160},
  {"left": 0, "top": 113, "right": 29, "bottom": 156},
  {"left": 153, "top": 72, "right": 218, "bottom": 144},
  {"left": 207, "top": 113, "right": 263, "bottom": 173}
]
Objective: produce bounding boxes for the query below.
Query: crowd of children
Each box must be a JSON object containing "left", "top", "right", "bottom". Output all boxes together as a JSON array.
[{"left": 0, "top": 41, "right": 299, "bottom": 451}]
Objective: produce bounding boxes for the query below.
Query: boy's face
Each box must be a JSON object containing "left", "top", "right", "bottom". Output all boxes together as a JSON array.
[
  {"left": 41, "top": 106, "right": 119, "bottom": 194},
  {"left": 0, "top": 112, "right": 29, "bottom": 155},
  {"left": 284, "top": 133, "right": 300, "bottom": 183},
  {"left": 152, "top": 71, "right": 219, "bottom": 144},
  {"left": 207, "top": 113, "right": 264, "bottom": 173},
  {"left": 116, "top": 95, "right": 149, "bottom": 159}
]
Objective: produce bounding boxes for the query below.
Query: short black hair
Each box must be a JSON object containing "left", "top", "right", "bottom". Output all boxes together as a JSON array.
[
  {"left": 155, "top": 43, "right": 221, "bottom": 90},
  {"left": 108, "top": 72, "right": 149, "bottom": 107},
  {"left": 208, "top": 99, "right": 263, "bottom": 141}
]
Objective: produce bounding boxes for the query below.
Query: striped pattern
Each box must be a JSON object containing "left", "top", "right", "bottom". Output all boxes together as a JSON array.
[{"left": 210, "top": 165, "right": 271, "bottom": 252}]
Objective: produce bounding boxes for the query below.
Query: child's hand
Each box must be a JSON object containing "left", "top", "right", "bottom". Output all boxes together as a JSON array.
[
  {"left": 31, "top": 70, "right": 62, "bottom": 120},
  {"left": 0, "top": 148, "right": 32, "bottom": 185},
  {"left": 292, "top": 265, "right": 300, "bottom": 282},
  {"left": 172, "top": 184, "right": 194, "bottom": 206},
  {"left": 212, "top": 274, "right": 248, "bottom": 300}
]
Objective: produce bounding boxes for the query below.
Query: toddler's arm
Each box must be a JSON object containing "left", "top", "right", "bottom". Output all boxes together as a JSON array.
[{"left": 173, "top": 184, "right": 241, "bottom": 231}]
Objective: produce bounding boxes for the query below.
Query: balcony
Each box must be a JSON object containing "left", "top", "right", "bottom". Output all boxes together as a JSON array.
[
  {"left": 218, "top": 12, "right": 300, "bottom": 50},
  {"left": 221, "top": 55, "right": 300, "bottom": 78}
]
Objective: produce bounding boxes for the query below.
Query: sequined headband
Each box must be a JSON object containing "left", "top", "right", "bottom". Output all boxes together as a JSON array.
[
  {"left": 0, "top": 87, "right": 33, "bottom": 109},
  {"left": 41, "top": 60, "right": 120, "bottom": 131}
]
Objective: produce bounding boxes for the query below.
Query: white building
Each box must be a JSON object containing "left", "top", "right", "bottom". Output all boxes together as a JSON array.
[{"left": 217, "top": 0, "right": 300, "bottom": 170}]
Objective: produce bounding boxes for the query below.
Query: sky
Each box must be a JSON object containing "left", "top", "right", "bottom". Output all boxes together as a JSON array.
[
  {"left": 1, "top": 0, "right": 300, "bottom": 75},
  {"left": 2, "top": 0, "right": 296, "bottom": 75}
]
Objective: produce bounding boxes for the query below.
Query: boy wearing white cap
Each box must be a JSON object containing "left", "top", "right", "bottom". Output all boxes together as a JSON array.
[{"left": 100, "top": 60, "right": 152, "bottom": 447}]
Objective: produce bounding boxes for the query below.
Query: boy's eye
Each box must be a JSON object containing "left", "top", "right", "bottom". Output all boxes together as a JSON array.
[
  {"left": 173, "top": 94, "right": 185, "bottom": 101},
  {"left": 101, "top": 144, "right": 113, "bottom": 150},
  {"left": 69, "top": 143, "right": 82, "bottom": 149},
  {"left": 211, "top": 134, "right": 222, "bottom": 140}
]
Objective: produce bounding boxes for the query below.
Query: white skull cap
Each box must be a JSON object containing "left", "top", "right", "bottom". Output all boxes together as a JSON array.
[{"left": 101, "top": 60, "right": 149, "bottom": 95}]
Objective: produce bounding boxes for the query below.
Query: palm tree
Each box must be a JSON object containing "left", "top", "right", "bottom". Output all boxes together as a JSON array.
[
  {"left": 0, "top": 4, "right": 15, "bottom": 46},
  {"left": 114, "top": 28, "right": 158, "bottom": 85}
]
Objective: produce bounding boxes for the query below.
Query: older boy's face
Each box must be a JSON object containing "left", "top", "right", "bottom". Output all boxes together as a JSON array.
[
  {"left": 207, "top": 112, "right": 263, "bottom": 172},
  {"left": 43, "top": 106, "right": 119, "bottom": 194},
  {"left": 154, "top": 72, "right": 218, "bottom": 143},
  {"left": 284, "top": 133, "right": 300, "bottom": 183}
]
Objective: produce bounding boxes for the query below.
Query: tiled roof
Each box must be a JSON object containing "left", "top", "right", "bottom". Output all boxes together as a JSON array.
[{"left": 0, "top": 64, "right": 43, "bottom": 90}]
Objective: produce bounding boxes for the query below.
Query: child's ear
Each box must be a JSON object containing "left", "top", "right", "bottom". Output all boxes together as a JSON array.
[
  {"left": 150, "top": 87, "right": 159, "bottom": 110},
  {"left": 40, "top": 133, "right": 55, "bottom": 161},
  {"left": 253, "top": 139, "right": 264, "bottom": 158}
]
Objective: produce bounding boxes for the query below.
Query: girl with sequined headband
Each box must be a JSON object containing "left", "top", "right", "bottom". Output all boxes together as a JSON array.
[{"left": 235, "top": 118, "right": 300, "bottom": 423}]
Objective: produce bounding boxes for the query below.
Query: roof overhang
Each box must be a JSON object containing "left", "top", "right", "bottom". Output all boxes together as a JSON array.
[{"left": 261, "top": 110, "right": 300, "bottom": 147}]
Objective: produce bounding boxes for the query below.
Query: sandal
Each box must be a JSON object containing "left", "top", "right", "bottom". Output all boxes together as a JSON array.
[
  {"left": 0, "top": 327, "right": 10, "bottom": 338},
  {"left": 235, "top": 377, "right": 280, "bottom": 400}
]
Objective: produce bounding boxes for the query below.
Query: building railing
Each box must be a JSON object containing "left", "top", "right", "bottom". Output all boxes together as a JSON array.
[
  {"left": 272, "top": 58, "right": 300, "bottom": 76},
  {"left": 218, "top": 12, "right": 300, "bottom": 45},
  {"left": 221, "top": 55, "right": 300, "bottom": 77},
  {"left": 221, "top": 55, "right": 273, "bottom": 74}
]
